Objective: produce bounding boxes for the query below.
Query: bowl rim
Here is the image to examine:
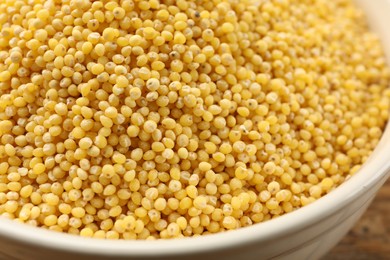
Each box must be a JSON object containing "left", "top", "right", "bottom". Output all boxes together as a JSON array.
[{"left": 1, "top": 0, "right": 390, "bottom": 257}]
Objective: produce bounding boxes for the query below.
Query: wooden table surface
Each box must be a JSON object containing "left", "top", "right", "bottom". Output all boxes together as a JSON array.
[{"left": 322, "top": 178, "right": 390, "bottom": 260}]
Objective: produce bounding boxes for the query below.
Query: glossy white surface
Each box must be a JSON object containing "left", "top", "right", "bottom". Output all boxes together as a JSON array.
[{"left": 0, "top": 0, "right": 390, "bottom": 259}]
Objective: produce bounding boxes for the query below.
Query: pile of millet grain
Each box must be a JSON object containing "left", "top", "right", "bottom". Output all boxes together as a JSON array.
[{"left": 0, "top": 0, "right": 389, "bottom": 239}]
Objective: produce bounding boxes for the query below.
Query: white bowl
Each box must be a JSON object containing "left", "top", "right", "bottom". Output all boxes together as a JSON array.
[{"left": 1, "top": 0, "right": 390, "bottom": 259}]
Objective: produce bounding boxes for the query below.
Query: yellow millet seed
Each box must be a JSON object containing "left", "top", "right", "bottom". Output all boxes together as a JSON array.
[{"left": 0, "top": 0, "right": 389, "bottom": 240}]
